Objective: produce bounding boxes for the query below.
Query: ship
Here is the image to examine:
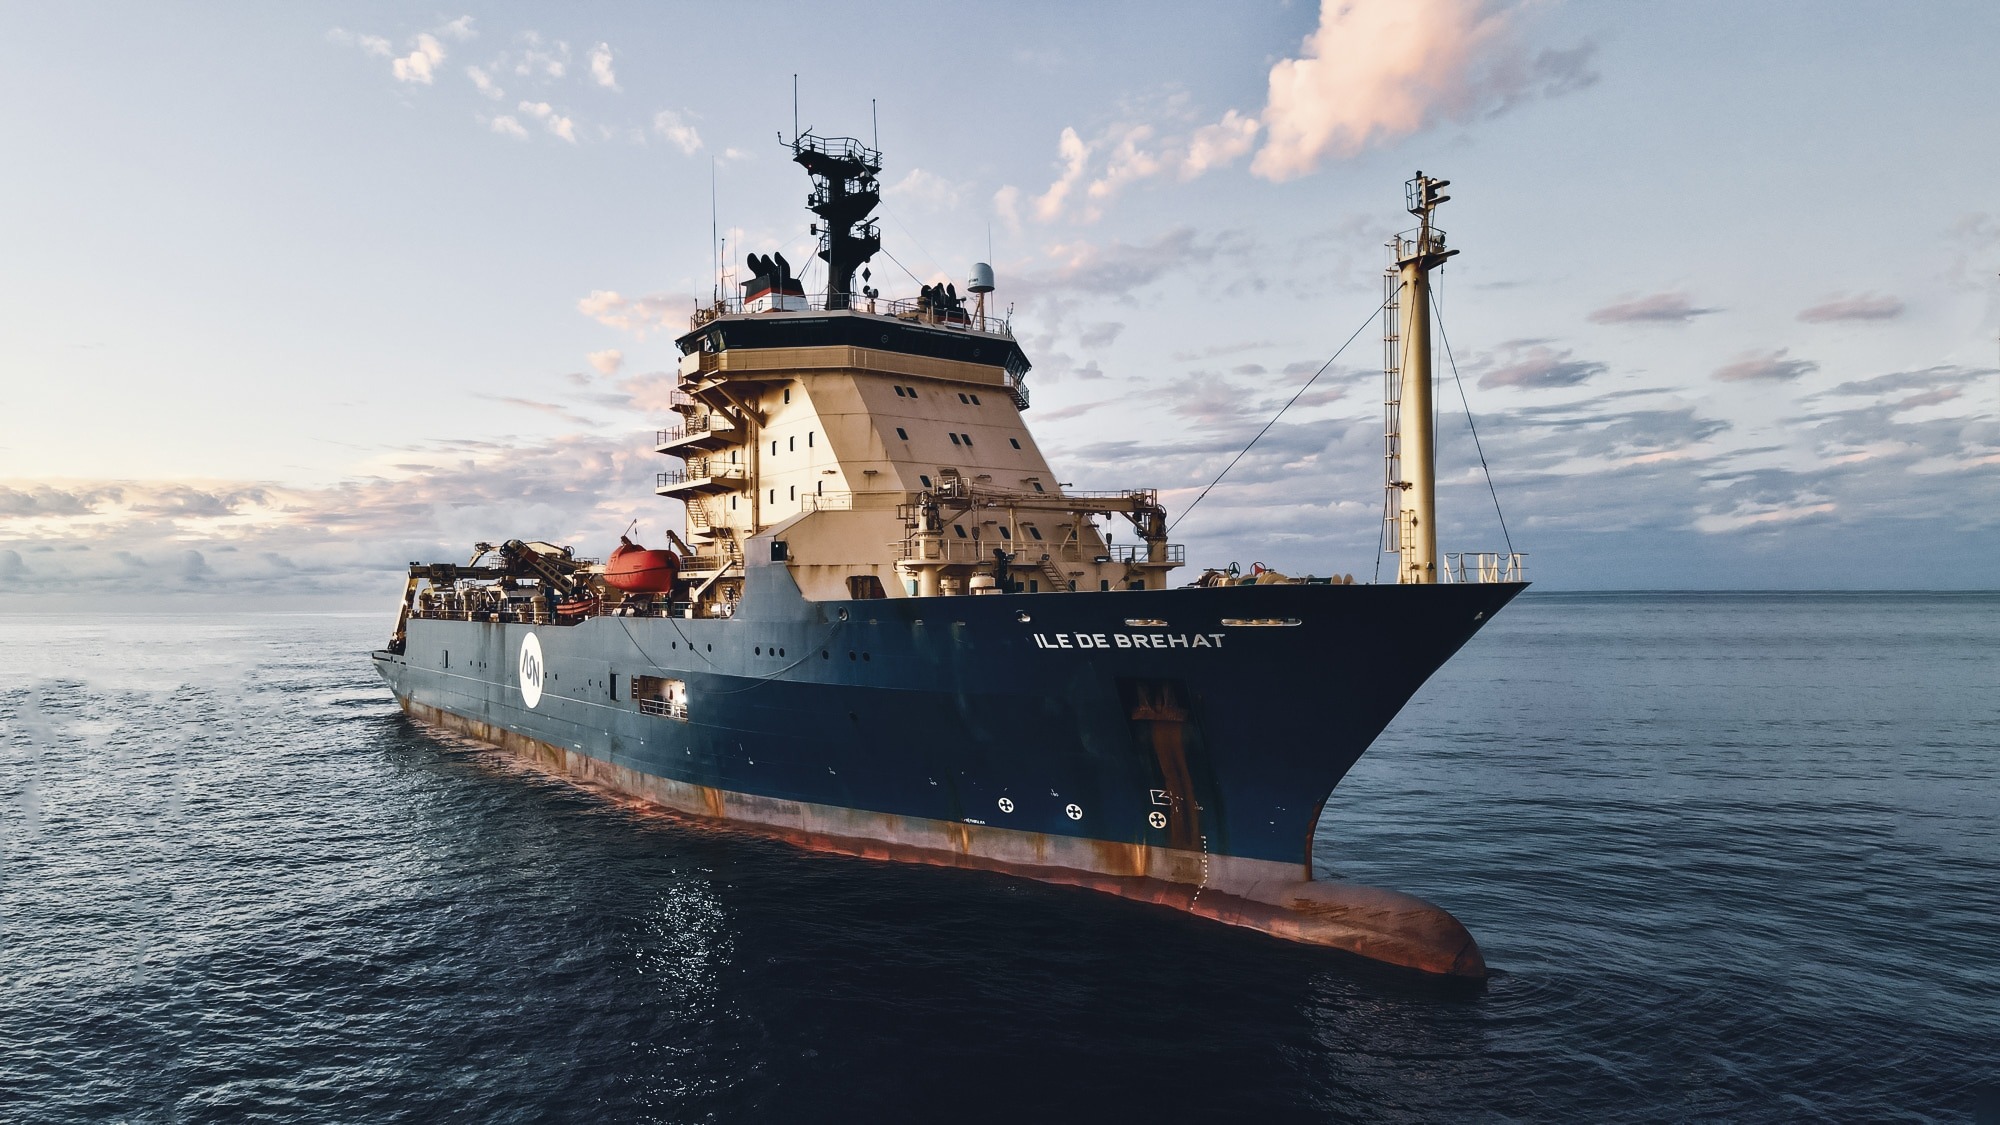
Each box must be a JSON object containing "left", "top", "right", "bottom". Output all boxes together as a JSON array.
[{"left": 372, "top": 131, "right": 1526, "bottom": 978}]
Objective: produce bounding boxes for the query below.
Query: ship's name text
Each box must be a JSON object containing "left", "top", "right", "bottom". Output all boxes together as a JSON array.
[{"left": 1031, "top": 632, "right": 1224, "bottom": 650}]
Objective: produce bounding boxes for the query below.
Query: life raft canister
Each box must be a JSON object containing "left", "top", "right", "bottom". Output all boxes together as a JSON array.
[{"left": 603, "top": 535, "right": 680, "bottom": 593}]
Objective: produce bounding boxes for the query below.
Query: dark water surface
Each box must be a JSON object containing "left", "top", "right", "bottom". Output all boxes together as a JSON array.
[{"left": 2, "top": 593, "right": 1996, "bottom": 1122}]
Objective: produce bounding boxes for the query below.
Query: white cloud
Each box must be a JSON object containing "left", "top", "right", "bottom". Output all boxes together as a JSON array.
[
  {"left": 993, "top": 185, "right": 1023, "bottom": 233},
  {"left": 1034, "top": 127, "right": 1092, "bottom": 222},
  {"left": 577, "top": 290, "right": 693, "bottom": 338},
  {"left": 587, "top": 349, "right": 624, "bottom": 376},
  {"left": 589, "top": 43, "right": 618, "bottom": 90},
  {"left": 489, "top": 115, "right": 528, "bottom": 140},
  {"left": 653, "top": 110, "right": 703, "bottom": 155},
  {"left": 513, "top": 32, "right": 569, "bottom": 79},
  {"left": 1085, "top": 125, "right": 1162, "bottom": 203},
  {"left": 435, "top": 16, "right": 476, "bottom": 42},
  {"left": 1798, "top": 293, "right": 1906, "bottom": 322},
  {"left": 884, "top": 168, "right": 966, "bottom": 211},
  {"left": 1714, "top": 349, "right": 1819, "bottom": 383},
  {"left": 519, "top": 100, "right": 576, "bottom": 144},
  {"left": 327, "top": 28, "right": 393, "bottom": 57},
  {"left": 1589, "top": 292, "right": 1723, "bottom": 325},
  {"left": 392, "top": 33, "right": 446, "bottom": 84},
  {"left": 1252, "top": 0, "right": 1597, "bottom": 180},
  {"left": 466, "top": 65, "right": 503, "bottom": 100},
  {"left": 1182, "top": 110, "right": 1261, "bottom": 179}
]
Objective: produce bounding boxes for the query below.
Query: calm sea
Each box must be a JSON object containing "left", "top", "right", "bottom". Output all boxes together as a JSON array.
[{"left": 1, "top": 593, "right": 1995, "bottom": 1123}]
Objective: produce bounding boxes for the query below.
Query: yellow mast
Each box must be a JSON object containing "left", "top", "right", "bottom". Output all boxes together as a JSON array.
[{"left": 1391, "top": 172, "right": 1457, "bottom": 584}]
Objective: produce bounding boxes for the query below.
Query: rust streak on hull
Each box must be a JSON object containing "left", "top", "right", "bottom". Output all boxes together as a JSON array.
[{"left": 402, "top": 698, "right": 1487, "bottom": 979}]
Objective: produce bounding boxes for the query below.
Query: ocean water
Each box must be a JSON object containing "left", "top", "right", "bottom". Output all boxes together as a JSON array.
[{"left": 0, "top": 593, "right": 1995, "bottom": 1123}]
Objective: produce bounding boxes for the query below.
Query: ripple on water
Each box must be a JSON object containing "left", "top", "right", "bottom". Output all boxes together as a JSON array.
[{"left": 0, "top": 600, "right": 1996, "bottom": 1122}]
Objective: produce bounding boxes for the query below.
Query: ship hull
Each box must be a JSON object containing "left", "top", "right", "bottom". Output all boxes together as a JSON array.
[{"left": 373, "top": 575, "right": 1523, "bottom": 976}]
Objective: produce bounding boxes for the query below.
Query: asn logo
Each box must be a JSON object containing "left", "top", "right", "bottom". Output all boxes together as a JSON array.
[{"left": 518, "top": 631, "right": 546, "bottom": 708}]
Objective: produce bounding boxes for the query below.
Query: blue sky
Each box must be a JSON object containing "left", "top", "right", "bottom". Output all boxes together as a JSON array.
[{"left": 2, "top": 1, "right": 1997, "bottom": 600}]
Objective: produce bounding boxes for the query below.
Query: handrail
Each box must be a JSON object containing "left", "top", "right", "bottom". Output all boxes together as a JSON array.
[
  {"left": 1442, "top": 551, "right": 1526, "bottom": 583},
  {"left": 691, "top": 294, "right": 1016, "bottom": 339}
]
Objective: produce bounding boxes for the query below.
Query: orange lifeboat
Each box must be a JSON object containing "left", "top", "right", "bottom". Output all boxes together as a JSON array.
[{"left": 604, "top": 536, "right": 680, "bottom": 593}]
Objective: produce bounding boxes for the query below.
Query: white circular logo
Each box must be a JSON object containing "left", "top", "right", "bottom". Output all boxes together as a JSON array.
[
  {"left": 996, "top": 797, "right": 1014, "bottom": 813},
  {"left": 1148, "top": 811, "right": 1167, "bottom": 829},
  {"left": 1064, "top": 803, "right": 1083, "bottom": 821},
  {"left": 518, "top": 631, "right": 545, "bottom": 708}
]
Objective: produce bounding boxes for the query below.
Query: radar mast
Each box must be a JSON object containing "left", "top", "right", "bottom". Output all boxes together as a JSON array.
[{"left": 791, "top": 132, "right": 882, "bottom": 310}]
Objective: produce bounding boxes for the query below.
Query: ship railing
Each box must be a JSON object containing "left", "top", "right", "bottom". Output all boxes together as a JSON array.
[
  {"left": 802, "top": 490, "right": 907, "bottom": 513},
  {"left": 657, "top": 464, "right": 747, "bottom": 487},
  {"left": 792, "top": 132, "right": 880, "bottom": 167},
  {"left": 1390, "top": 226, "right": 1449, "bottom": 261},
  {"left": 637, "top": 698, "right": 688, "bottom": 719},
  {"left": 1107, "top": 543, "right": 1186, "bottom": 565},
  {"left": 656, "top": 415, "right": 724, "bottom": 445},
  {"left": 689, "top": 294, "right": 1015, "bottom": 339},
  {"left": 1442, "top": 552, "right": 1526, "bottom": 583}
]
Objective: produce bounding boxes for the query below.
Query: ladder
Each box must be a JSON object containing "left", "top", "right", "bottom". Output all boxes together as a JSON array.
[
  {"left": 1382, "top": 268, "right": 1405, "bottom": 554},
  {"left": 1037, "top": 553, "right": 1070, "bottom": 592}
]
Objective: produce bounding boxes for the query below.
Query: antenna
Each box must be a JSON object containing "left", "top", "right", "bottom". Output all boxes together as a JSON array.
[
  {"left": 709, "top": 159, "right": 719, "bottom": 305},
  {"left": 872, "top": 98, "right": 878, "bottom": 151},
  {"left": 793, "top": 74, "right": 799, "bottom": 144}
]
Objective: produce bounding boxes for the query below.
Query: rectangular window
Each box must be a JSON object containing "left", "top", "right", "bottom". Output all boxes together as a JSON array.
[
  {"left": 788, "top": 436, "right": 795, "bottom": 451},
  {"left": 633, "top": 675, "right": 688, "bottom": 719},
  {"left": 441, "top": 649, "right": 449, "bottom": 669},
  {"left": 1028, "top": 580, "right": 1039, "bottom": 592},
  {"left": 970, "top": 394, "right": 981, "bottom": 405},
  {"left": 771, "top": 440, "right": 778, "bottom": 455},
  {"left": 960, "top": 433, "right": 973, "bottom": 446},
  {"left": 905, "top": 386, "right": 917, "bottom": 396},
  {"left": 731, "top": 495, "right": 738, "bottom": 509},
  {"left": 997, "top": 526, "right": 1011, "bottom": 540},
  {"left": 949, "top": 432, "right": 961, "bottom": 445},
  {"left": 1101, "top": 580, "right": 1111, "bottom": 591},
  {"left": 847, "top": 575, "right": 887, "bottom": 600},
  {"left": 783, "top": 389, "right": 791, "bottom": 403},
  {"left": 953, "top": 525, "right": 968, "bottom": 538},
  {"left": 808, "top": 431, "right": 814, "bottom": 447},
  {"left": 1031, "top": 482, "right": 1044, "bottom": 493},
  {"left": 789, "top": 485, "right": 796, "bottom": 500},
  {"left": 1009, "top": 438, "right": 1021, "bottom": 449},
  {"left": 608, "top": 672, "right": 618, "bottom": 700},
  {"left": 920, "top": 474, "right": 932, "bottom": 488},
  {"left": 816, "top": 480, "right": 823, "bottom": 495},
  {"left": 958, "top": 393, "right": 969, "bottom": 404},
  {"left": 894, "top": 386, "right": 906, "bottom": 397},
  {"left": 1026, "top": 525, "right": 1043, "bottom": 540},
  {"left": 897, "top": 427, "right": 909, "bottom": 440},
  {"left": 769, "top": 489, "right": 776, "bottom": 503}
]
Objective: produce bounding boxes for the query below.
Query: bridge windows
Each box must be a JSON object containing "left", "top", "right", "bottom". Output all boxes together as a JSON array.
[
  {"left": 897, "top": 427, "right": 909, "bottom": 440},
  {"left": 949, "top": 433, "right": 961, "bottom": 445},
  {"left": 1009, "top": 438, "right": 1021, "bottom": 449}
]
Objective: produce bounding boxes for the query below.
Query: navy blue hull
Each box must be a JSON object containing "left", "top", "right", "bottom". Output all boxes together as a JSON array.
[{"left": 374, "top": 571, "right": 1523, "bottom": 871}]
